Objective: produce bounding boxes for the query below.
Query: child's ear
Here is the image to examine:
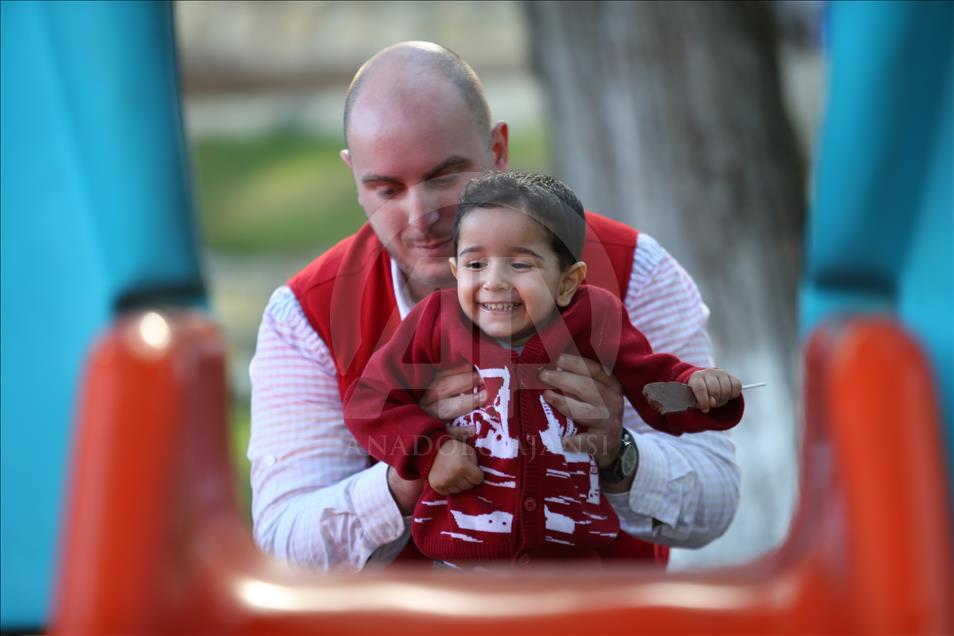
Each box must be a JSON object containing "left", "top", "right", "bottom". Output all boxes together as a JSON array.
[
  {"left": 556, "top": 261, "right": 587, "bottom": 307},
  {"left": 449, "top": 258, "right": 459, "bottom": 279}
]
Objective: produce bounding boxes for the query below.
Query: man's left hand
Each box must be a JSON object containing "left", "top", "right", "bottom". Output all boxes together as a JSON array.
[{"left": 539, "top": 353, "right": 625, "bottom": 470}]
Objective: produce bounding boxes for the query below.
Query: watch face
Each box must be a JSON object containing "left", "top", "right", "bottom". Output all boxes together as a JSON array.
[{"left": 620, "top": 444, "right": 638, "bottom": 477}]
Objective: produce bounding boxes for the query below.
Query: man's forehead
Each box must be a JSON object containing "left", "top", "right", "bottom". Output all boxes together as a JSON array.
[
  {"left": 348, "top": 111, "right": 485, "bottom": 183},
  {"left": 350, "top": 98, "right": 473, "bottom": 144}
]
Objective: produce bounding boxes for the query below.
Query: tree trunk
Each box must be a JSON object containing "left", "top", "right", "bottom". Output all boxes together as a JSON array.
[{"left": 525, "top": 0, "right": 804, "bottom": 568}]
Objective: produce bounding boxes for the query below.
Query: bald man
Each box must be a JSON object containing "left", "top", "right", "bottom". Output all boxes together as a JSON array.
[{"left": 248, "top": 42, "right": 740, "bottom": 570}]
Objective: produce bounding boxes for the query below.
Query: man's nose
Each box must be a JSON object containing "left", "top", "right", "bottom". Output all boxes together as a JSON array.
[{"left": 406, "top": 184, "right": 439, "bottom": 233}]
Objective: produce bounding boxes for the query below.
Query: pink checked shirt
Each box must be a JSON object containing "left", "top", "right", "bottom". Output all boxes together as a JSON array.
[{"left": 248, "top": 233, "right": 740, "bottom": 570}]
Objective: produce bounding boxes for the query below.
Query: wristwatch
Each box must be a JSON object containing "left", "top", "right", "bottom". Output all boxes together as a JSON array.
[{"left": 599, "top": 427, "right": 639, "bottom": 483}]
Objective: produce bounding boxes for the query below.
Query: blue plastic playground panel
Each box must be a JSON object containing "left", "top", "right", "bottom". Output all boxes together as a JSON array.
[
  {"left": 0, "top": 1, "right": 204, "bottom": 628},
  {"left": 802, "top": 1, "right": 953, "bottom": 458}
]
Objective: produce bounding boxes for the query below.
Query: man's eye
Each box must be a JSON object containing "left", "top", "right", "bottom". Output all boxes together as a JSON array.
[
  {"left": 429, "top": 174, "right": 458, "bottom": 188},
  {"left": 377, "top": 186, "right": 401, "bottom": 199}
]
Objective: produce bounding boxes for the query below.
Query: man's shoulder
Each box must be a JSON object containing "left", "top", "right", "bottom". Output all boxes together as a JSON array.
[
  {"left": 584, "top": 211, "right": 639, "bottom": 248},
  {"left": 629, "top": 232, "right": 684, "bottom": 288},
  {"left": 581, "top": 211, "right": 639, "bottom": 298},
  {"left": 575, "top": 284, "right": 625, "bottom": 312}
]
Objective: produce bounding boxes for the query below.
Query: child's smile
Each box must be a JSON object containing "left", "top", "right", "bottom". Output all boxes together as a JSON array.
[
  {"left": 450, "top": 206, "right": 585, "bottom": 346},
  {"left": 479, "top": 302, "right": 522, "bottom": 312}
]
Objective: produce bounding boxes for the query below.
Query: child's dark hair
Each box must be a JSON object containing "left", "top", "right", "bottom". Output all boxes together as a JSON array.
[{"left": 452, "top": 171, "right": 586, "bottom": 269}]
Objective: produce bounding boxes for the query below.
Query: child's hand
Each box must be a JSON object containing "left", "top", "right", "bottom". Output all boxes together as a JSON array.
[
  {"left": 428, "top": 439, "right": 484, "bottom": 495},
  {"left": 688, "top": 369, "right": 742, "bottom": 413}
]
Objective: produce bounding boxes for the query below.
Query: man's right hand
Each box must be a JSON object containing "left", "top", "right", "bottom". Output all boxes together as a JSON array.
[
  {"left": 419, "top": 364, "right": 487, "bottom": 420},
  {"left": 421, "top": 362, "right": 485, "bottom": 448}
]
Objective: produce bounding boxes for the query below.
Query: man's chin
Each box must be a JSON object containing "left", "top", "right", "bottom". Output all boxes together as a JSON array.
[{"left": 401, "top": 261, "right": 456, "bottom": 294}]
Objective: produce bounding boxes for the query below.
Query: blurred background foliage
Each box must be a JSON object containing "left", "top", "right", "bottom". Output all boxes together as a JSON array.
[
  {"left": 193, "top": 130, "right": 550, "bottom": 254},
  {"left": 176, "top": 0, "right": 825, "bottom": 567}
]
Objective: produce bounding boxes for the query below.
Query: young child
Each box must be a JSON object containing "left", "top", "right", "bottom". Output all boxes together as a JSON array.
[{"left": 344, "top": 171, "right": 743, "bottom": 566}]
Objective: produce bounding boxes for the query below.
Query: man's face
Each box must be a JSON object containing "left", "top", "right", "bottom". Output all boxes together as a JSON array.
[{"left": 344, "top": 89, "right": 508, "bottom": 296}]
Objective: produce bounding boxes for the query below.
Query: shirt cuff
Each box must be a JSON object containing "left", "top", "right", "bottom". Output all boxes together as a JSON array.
[
  {"left": 351, "top": 461, "right": 409, "bottom": 551},
  {"left": 618, "top": 433, "right": 681, "bottom": 530},
  {"left": 604, "top": 491, "right": 653, "bottom": 536}
]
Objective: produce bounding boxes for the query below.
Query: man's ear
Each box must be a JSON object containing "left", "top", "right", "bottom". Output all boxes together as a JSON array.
[
  {"left": 490, "top": 122, "right": 509, "bottom": 170},
  {"left": 340, "top": 148, "right": 352, "bottom": 168},
  {"left": 449, "top": 258, "right": 459, "bottom": 279},
  {"left": 556, "top": 262, "right": 588, "bottom": 307}
]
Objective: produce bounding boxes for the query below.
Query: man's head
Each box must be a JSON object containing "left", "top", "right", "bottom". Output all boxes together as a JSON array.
[
  {"left": 449, "top": 171, "right": 589, "bottom": 345},
  {"left": 340, "top": 42, "right": 509, "bottom": 300}
]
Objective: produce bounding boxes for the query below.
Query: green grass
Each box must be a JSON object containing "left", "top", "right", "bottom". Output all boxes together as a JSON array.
[
  {"left": 190, "top": 133, "right": 365, "bottom": 253},
  {"left": 190, "top": 128, "right": 551, "bottom": 254}
]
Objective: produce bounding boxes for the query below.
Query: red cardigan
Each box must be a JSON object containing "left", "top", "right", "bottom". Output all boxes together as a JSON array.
[{"left": 344, "top": 285, "right": 743, "bottom": 564}]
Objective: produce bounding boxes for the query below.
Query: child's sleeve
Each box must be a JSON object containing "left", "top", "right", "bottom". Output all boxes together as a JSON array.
[
  {"left": 594, "top": 291, "right": 744, "bottom": 435},
  {"left": 343, "top": 293, "right": 452, "bottom": 480}
]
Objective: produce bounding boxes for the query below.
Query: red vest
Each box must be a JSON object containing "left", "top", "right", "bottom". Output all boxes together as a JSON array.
[{"left": 289, "top": 211, "right": 669, "bottom": 565}]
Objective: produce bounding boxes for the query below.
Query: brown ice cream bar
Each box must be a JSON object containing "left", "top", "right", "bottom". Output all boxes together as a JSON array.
[{"left": 642, "top": 382, "right": 697, "bottom": 414}]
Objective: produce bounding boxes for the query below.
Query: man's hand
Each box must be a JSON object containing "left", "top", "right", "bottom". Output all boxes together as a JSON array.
[
  {"left": 539, "top": 354, "right": 625, "bottom": 471},
  {"left": 688, "top": 368, "right": 742, "bottom": 414},
  {"left": 419, "top": 364, "right": 487, "bottom": 421},
  {"left": 428, "top": 439, "right": 484, "bottom": 495}
]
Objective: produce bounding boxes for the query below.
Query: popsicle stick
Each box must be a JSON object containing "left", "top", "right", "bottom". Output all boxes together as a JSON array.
[{"left": 741, "top": 382, "right": 766, "bottom": 390}]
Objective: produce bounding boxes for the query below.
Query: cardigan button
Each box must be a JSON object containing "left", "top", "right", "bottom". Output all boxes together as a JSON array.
[
  {"left": 523, "top": 497, "right": 537, "bottom": 512},
  {"left": 516, "top": 554, "right": 531, "bottom": 566}
]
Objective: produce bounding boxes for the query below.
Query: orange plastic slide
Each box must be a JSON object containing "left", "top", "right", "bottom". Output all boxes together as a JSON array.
[{"left": 51, "top": 311, "right": 952, "bottom": 634}]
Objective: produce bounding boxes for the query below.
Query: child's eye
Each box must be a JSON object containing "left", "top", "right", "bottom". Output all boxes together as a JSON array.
[
  {"left": 511, "top": 261, "right": 533, "bottom": 271},
  {"left": 465, "top": 261, "right": 486, "bottom": 270}
]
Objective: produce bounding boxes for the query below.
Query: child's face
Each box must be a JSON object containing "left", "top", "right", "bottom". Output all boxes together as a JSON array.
[{"left": 450, "top": 206, "right": 587, "bottom": 346}]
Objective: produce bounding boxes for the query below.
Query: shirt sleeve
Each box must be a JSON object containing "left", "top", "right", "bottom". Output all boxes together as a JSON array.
[
  {"left": 603, "top": 234, "right": 742, "bottom": 548},
  {"left": 248, "top": 285, "right": 410, "bottom": 571}
]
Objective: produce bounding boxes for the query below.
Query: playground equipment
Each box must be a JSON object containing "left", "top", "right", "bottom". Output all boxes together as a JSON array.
[
  {"left": 49, "top": 312, "right": 953, "bottom": 634},
  {"left": 1, "top": 0, "right": 951, "bottom": 632}
]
